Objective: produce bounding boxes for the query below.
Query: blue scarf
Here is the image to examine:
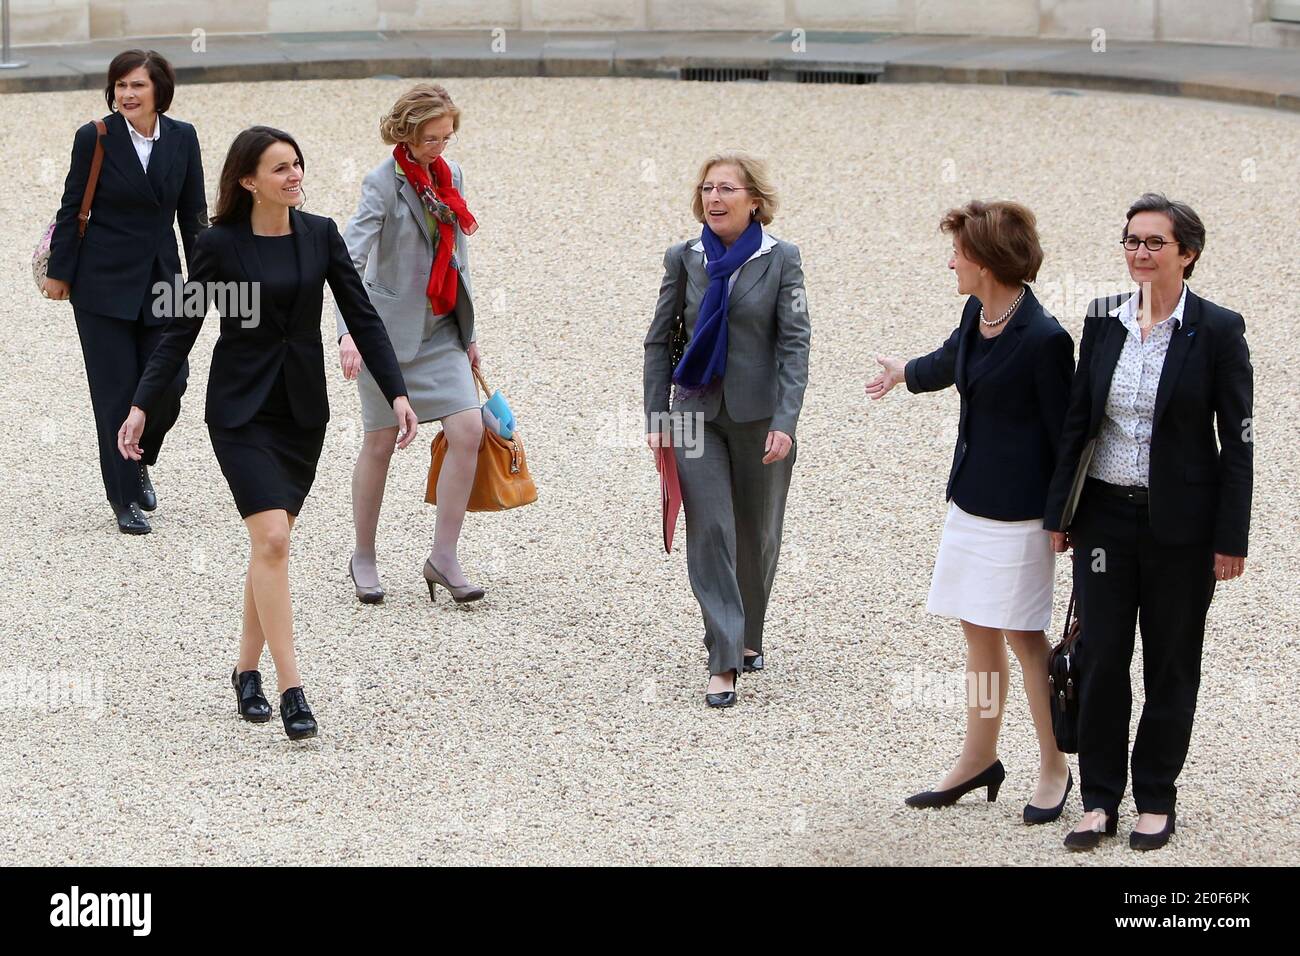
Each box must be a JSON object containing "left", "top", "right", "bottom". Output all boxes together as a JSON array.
[{"left": 672, "top": 219, "right": 764, "bottom": 395}]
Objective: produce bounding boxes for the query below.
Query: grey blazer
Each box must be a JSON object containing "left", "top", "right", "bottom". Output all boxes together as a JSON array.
[
  {"left": 334, "top": 157, "right": 475, "bottom": 362},
  {"left": 643, "top": 235, "right": 811, "bottom": 438}
]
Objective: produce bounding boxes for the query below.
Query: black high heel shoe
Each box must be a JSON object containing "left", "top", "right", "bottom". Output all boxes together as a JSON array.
[
  {"left": 904, "top": 759, "right": 1005, "bottom": 808},
  {"left": 1024, "top": 771, "right": 1073, "bottom": 825},
  {"left": 231, "top": 668, "right": 271, "bottom": 722},
  {"left": 705, "top": 670, "right": 738, "bottom": 708},
  {"left": 279, "top": 687, "right": 318, "bottom": 740},
  {"left": 742, "top": 652, "right": 764, "bottom": 673},
  {"left": 1063, "top": 810, "right": 1118, "bottom": 851},
  {"left": 1129, "top": 810, "right": 1176, "bottom": 851}
]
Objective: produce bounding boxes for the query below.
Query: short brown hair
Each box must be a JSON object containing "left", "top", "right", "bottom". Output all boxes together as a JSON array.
[
  {"left": 1124, "top": 192, "right": 1205, "bottom": 278},
  {"left": 940, "top": 200, "right": 1043, "bottom": 285},
  {"left": 379, "top": 84, "right": 461, "bottom": 145},
  {"left": 105, "top": 49, "right": 176, "bottom": 114},
  {"left": 690, "top": 151, "right": 778, "bottom": 226}
]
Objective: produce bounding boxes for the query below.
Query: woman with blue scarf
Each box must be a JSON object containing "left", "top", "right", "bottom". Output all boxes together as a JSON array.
[{"left": 643, "top": 152, "right": 811, "bottom": 708}]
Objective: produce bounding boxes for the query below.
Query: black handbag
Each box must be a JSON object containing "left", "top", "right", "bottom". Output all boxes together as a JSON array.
[{"left": 1047, "top": 586, "right": 1082, "bottom": 754}]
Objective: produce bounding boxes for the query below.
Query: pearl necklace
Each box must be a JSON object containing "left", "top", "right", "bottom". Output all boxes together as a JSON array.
[{"left": 980, "top": 286, "right": 1026, "bottom": 328}]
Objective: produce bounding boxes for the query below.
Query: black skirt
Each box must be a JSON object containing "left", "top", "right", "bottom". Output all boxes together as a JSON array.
[{"left": 207, "top": 372, "right": 326, "bottom": 519}]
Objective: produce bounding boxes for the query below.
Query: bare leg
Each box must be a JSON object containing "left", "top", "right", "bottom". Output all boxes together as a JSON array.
[
  {"left": 349, "top": 426, "right": 397, "bottom": 588},
  {"left": 429, "top": 408, "right": 483, "bottom": 587},
  {"left": 237, "top": 569, "right": 265, "bottom": 673},
  {"left": 934, "top": 620, "right": 1009, "bottom": 790},
  {"left": 1006, "top": 629, "right": 1071, "bottom": 806},
  {"left": 244, "top": 510, "right": 299, "bottom": 694}
]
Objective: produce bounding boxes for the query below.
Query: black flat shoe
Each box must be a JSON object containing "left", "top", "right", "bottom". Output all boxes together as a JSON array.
[
  {"left": 905, "top": 759, "right": 1005, "bottom": 808},
  {"left": 1024, "top": 771, "right": 1073, "bottom": 825},
  {"left": 231, "top": 667, "right": 271, "bottom": 722},
  {"left": 742, "top": 653, "right": 764, "bottom": 673},
  {"left": 137, "top": 464, "right": 157, "bottom": 512},
  {"left": 1130, "top": 810, "right": 1176, "bottom": 851},
  {"left": 705, "top": 670, "right": 737, "bottom": 708},
  {"left": 279, "top": 686, "right": 318, "bottom": 740},
  {"left": 1064, "top": 811, "right": 1118, "bottom": 851},
  {"left": 113, "top": 501, "right": 151, "bottom": 535}
]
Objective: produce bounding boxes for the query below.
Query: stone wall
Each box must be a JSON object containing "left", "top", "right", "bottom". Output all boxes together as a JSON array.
[{"left": 8, "top": 0, "right": 1299, "bottom": 47}]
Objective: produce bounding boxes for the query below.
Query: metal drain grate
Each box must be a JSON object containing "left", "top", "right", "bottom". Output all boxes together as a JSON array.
[
  {"left": 796, "top": 70, "right": 878, "bottom": 85},
  {"left": 680, "top": 66, "right": 770, "bottom": 82}
]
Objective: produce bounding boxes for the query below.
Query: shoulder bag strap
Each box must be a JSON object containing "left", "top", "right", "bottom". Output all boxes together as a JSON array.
[{"left": 77, "top": 119, "right": 108, "bottom": 239}]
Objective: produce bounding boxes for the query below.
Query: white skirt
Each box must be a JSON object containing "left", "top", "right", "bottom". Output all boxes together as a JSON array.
[{"left": 926, "top": 502, "right": 1056, "bottom": 632}]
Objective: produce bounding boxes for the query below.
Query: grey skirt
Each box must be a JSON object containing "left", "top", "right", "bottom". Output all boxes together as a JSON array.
[{"left": 358, "top": 309, "right": 478, "bottom": 432}]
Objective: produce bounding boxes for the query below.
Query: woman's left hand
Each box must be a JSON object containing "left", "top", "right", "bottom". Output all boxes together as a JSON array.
[
  {"left": 762, "top": 430, "right": 792, "bottom": 464},
  {"left": 392, "top": 396, "right": 419, "bottom": 450},
  {"left": 1214, "top": 553, "right": 1246, "bottom": 581},
  {"left": 467, "top": 342, "right": 480, "bottom": 370}
]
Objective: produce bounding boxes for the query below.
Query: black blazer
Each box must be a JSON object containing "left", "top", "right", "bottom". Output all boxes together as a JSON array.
[
  {"left": 47, "top": 111, "right": 208, "bottom": 320},
  {"left": 905, "top": 286, "right": 1075, "bottom": 522},
  {"left": 132, "top": 209, "right": 407, "bottom": 429},
  {"left": 1043, "top": 290, "right": 1253, "bottom": 556}
]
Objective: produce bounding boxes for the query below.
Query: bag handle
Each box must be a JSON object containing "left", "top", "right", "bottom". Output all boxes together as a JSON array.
[
  {"left": 471, "top": 363, "right": 491, "bottom": 399},
  {"left": 77, "top": 120, "right": 108, "bottom": 239}
]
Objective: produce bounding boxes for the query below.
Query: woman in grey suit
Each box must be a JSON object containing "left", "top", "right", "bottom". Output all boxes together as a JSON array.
[
  {"left": 337, "top": 84, "right": 485, "bottom": 604},
  {"left": 643, "top": 151, "right": 811, "bottom": 708}
]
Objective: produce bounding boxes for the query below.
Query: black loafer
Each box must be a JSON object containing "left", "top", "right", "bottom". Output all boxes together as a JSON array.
[
  {"left": 231, "top": 667, "right": 272, "bottom": 722},
  {"left": 137, "top": 464, "right": 157, "bottom": 512},
  {"left": 113, "top": 501, "right": 151, "bottom": 535},
  {"left": 705, "top": 691, "right": 737, "bottom": 708},
  {"left": 279, "top": 687, "right": 318, "bottom": 740},
  {"left": 1064, "top": 811, "right": 1118, "bottom": 851},
  {"left": 743, "top": 653, "right": 764, "bottom": 673},
  {"left": 1130, "top": 810, "right": 1176, "bottom": 851},
  {"left": 1024, "top": 771, "right": 1073, "bottom": 825}
]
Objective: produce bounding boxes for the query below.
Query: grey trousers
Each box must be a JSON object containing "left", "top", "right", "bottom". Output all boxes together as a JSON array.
[{"left": 674, "top": 400, "right": 796, "bottom": 676}]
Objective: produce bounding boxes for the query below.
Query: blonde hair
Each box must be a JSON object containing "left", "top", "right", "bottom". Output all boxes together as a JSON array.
[
  {"left": 690, "top": 151, "right": 778, "bottom": 226},
  {"left": 379, "top": 83, "right": 461, "bottom": 146}
]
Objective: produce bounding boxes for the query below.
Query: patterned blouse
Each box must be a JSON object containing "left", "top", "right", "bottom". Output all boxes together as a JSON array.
[{"left": 1087, "top": 284, "right": 1188, "bottom": 487}]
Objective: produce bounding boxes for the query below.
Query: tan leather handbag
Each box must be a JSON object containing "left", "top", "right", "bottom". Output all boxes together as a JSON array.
[{"left": 425, "top": 367, "right": 537, "bottom": 511}]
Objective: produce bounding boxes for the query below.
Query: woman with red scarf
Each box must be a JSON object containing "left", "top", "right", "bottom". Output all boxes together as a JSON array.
[{"left": 336, "top": 84, "right": 486, "bottom": 604}]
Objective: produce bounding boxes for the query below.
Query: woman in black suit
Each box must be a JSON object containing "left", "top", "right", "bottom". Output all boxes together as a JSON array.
[
  {"left": 1045, "top": 194, "right": 1253, "bottom": 851},
  {"left": 118, "top": 127, "right": 418, "bottom": 741},
  {"left": 42, "top": 49, "right": 207, "bottom": 535},
  {"left": 867, "top": 200, "right": 1075, "bottom": 823}
]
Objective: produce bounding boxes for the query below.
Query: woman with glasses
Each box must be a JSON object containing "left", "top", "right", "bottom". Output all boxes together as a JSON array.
[
  {"left": 1045, "top": 193, "right": 1253, "bottom": 851},
  {"left": 643, "top": 151, "right": 810, "bottom": 708},
  {"left": 336, "top": 84, "right": 486, "bottom": 604},
  {"left": 867, "top": 201, "right": 1075, "bottom": 822}
]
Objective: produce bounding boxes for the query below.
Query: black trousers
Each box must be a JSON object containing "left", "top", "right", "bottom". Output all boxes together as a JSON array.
[
  {"left": 1069, "top": 481, "right": 1216, "bottom": 816},
  {"left": 73, "top": 305, "right": 188, "bottom": 507}
]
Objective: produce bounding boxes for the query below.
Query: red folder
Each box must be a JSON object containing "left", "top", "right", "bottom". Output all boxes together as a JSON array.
[{"left": 655, "top": 445, "right": 683, "bottom": 553}]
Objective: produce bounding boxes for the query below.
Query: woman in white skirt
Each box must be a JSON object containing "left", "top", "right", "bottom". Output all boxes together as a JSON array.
[
  {"left": 866, "top": 200, "right": 1075, "bottom": 823},
  {"left": 336, "top": 84, "right": 486, "bottom": 604}
]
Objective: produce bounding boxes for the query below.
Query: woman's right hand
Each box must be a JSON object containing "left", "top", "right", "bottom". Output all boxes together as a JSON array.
[
  {"left": 646, "top": 431, "right": 668, "bottom": 451},
  {"left": 41, "top": 277, "right": 70, "bottom": 301},
  {"left": 865, "top": 355, "right": 906, "bottom": 400},
  {"left": 339, "top": 334, "right": 363, "bottom": 380},
  {"left": 1049, "top": 531, "right": 1071, "bottom": 553}
]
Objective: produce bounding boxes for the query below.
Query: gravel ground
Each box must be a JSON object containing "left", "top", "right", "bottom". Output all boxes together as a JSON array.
[{"left": 1, "top": 77, "right": 1297, "bottom": 866}]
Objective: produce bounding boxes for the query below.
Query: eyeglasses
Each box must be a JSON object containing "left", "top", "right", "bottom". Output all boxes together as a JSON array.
[
  {"left": 1121, "top": 235, "right": 1178, "bottom": 252},
  {"left": 419, "top": 135, "right": 456, "bottom": 148},
  {"left": 699, "top": 184, "right": 748, "bottom": 197}
]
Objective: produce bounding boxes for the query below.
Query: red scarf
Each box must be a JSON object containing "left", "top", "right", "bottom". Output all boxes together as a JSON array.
[{"left": 393, "top": 144, "right": 477, "bottom": 316}]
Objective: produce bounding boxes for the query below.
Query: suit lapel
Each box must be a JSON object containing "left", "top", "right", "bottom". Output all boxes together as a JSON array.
[
  {"left": 103, "top": 111, "right": 158, "bottom": 206},
  {"left": 684, "top": 244, "right": 708, "bottom": 303},
  {"left": 145, "top": 114, "right": 180, "bottom": 199},
  {"left": 286, "top": 208, "right": 313, "bottom": 326},
  {"left": 398, "top": 173, "right": 433, "bottom": 247},
  {"left": 965, "top": 287, "right": 1035, "bottom": 391},
  {"left": 1090, "top": 311, "right": 1128, "bottom": 429},
  {"left": 1152, "top": 289, "right": 1199, "bottom": 427},
  {"left": 728, "top": 250, "right": 775, "bottom": 309}
]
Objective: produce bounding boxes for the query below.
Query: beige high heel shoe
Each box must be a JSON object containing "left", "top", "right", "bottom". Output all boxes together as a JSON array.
[
  {"left": 422, "top": 558, "right": 485, "bottom": 604},
  {"left": 349, "top": 555, "right": 385, "bottom": 604}
]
